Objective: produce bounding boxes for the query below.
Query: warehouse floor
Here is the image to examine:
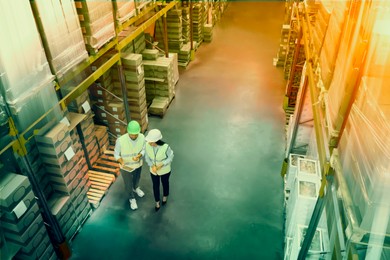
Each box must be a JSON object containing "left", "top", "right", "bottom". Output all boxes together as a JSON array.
[{"left": 71, "top": 2, "right": 286, "bottom": 259}]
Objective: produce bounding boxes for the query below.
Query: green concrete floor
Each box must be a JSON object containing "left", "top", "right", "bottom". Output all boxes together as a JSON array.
[{"left": 71, "top": 2, "right": 286, "bottom": 259}]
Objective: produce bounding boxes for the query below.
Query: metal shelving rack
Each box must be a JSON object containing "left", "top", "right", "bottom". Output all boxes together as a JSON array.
[
  {"left": 283, "top": 1, "right": 390, "bottom": 259},
  {"left": 0, "top": 1, "right": 177, "bottom": 258}
]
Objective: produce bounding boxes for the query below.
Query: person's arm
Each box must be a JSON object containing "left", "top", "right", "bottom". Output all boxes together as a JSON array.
[
  {"left": 139, "top": 138, "right": 146, "bottom": 158},
  {"left": 161, "top": 146, "right": 174, "bottom": 166},
  {"left": 144, "top": 149, "right": 153, "bottom": 167},
  {"left": 114, "top": 139, "right": 123, "bottom": 165}
]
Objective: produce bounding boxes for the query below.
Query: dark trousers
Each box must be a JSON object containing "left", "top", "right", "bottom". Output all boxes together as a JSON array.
[{"left": 150, "top": 172, "right": 171, "bottom": 202}]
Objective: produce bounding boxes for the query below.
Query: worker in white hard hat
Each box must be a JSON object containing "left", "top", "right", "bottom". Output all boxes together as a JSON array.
[
  {"left": 114, "top": 120, "right": 145, "bottom": 210},
  {"left": 144, "top": 129, "right": 174, "bottom": 211}
]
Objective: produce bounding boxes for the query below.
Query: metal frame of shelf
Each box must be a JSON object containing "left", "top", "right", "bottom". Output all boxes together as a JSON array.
[
  {"left": 0, "top": 2, "right": 178, "bottom": 258},
  {"left": 285, "top": 1, "right": 390, "bottom": 259}
]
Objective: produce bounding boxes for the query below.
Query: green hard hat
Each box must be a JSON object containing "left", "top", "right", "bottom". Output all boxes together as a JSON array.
[{"left": 127, "top": 120, "right": 140, "bottom": 134}]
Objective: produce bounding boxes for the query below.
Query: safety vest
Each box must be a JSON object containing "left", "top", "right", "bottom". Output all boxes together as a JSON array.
[
  {"left": 146, "top": 144, "right": 171, "bottom": 175},
  {"left": 119, "top": 134, "right": 144, "bottom": 170}
]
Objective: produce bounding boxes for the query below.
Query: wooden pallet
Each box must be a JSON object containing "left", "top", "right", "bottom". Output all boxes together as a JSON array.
[
  {"left": 87, "top": 170, "right": 116, "bottom": 207},
  {"left": 148, "top": 95, "right": 175, "bottom": 118},
  {"left": 91, "top": 148, "right": 120, "bottom": 177}
]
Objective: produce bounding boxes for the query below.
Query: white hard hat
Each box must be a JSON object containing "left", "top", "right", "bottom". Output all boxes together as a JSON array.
[{"left": 145, "top": 129, "right": 162, "bottom": 142}]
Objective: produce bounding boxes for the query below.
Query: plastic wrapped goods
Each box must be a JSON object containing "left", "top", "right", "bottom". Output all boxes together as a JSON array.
[
  {"left": 339, "top": 104, "right": 390, "bottom": 234},
  {"left": 0, "top": 0, "right": 53, "bottom": 102},
  {"left": 113, "top": 0, "right": 136, "bottom": 24},
  {"left": 30, "top": 0, "right": 88, "bottom": 77},
  {"left": 7, "top": 81, "right": 62, "bottom": 132},
  {"left": 75, "top": 0, "right": 115, "bottom": 53}
]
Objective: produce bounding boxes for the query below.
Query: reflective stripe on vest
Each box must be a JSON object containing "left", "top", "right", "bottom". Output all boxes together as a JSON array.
[
  {"left": 119, "top": 134, "right": 144, "bottom": 169},
  {"left": 146, "top": 143, "right": 171, "bottom": 175}
]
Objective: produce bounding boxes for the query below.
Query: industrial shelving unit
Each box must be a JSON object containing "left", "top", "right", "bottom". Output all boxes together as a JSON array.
[
  {"left": 282, "top": 0, "right": 390, "bottom": 259},
  {"left": 0, "top": 1, "right": 177, "bottom": 259}
]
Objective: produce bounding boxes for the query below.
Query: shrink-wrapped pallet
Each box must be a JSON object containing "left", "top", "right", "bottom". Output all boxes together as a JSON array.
[{"left": 30, "top": 0, "right": 88, "bottom": 77}]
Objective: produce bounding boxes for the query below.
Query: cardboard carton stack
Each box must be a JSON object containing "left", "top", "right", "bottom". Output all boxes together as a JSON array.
[
  {"left": 113, "top": 0, "right": 136, "bottom": 25},
  {"left": 66, "top": 112, "right": 93, "bottom": 225},
  {"left": 142, "top": 49, "right": 159, "bottom": 60},
  {"left": 111, "top": 53, "right": 148, "bottom": 133},
  {"left": 0, "top": 173, "right": 55, "bottom": 260},
  {"left": 144, "top": 55, "right": 177, "bottom": 116},
  {"left": 35, "top": 119, "right": 92, "bottom": 240},
  {"left": 155, "top": 8, "right": 183, "bottom": 53},
  {"left": 192, "top": 3, "right": 206, "bottom": 44},
  {"left": 178, "top": 42, "right": 191, "bottom": 68},
  {"left": 118, "top": 29, "right": 146, "bottom": 54},
  {"left": 95, "top": 125, "right": 110, "bottom": 154},
  {"left": 203, "top": 24, "right": 213, "bottom": 43},
  {"left": 61, "top": 85, "right": 100, "bottom": 166},
  {"left": 75, "top": 0, "right": 115, "bottom": 54}
]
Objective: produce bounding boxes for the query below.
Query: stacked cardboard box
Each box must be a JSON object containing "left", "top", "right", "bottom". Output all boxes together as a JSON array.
[
  {"left": 155, "top": 8, "right": 183, "bottom": 53},
  {"left": 66, "top": 113, "right": 92, "bottom": 227},
  {"left": 95, "top": 125, "right": 110, "bottom": 154},
  {"left": 142, "top": 49, "right": 159, "bottom": 60},
  {"left": 61, "top": 85, "right": 99, "bottom": 166},
  {"left": 90, "top": 59, "right": 128, "bottom": 139},
  {"left": 36, "top": 122, "right": 80, "bottom": 196},
  {"left": 148, "top": 96, "right": 170, "bottom": 116},
  {"left": 0, "top": 173, "right": 56, "bottom": 260},
  {"left": 118, "top": 29, "right": 146, "bottom": 54},
  {"left": 144, "top": 56, "right": 176, "bottom": 105},
  {"left": 203, "top": 24, "right": 213, "bottom": 43},
  {"left": 284, "top": 154, "right": 306, "bottom": 198},
  {"left": 274, "top": 24, "right": 290, "bottom": 67},
  {"left": 192, "top": 3, "right": 206, "bottom": 44},
  {"left": 113, "top": 0, "right": 136, "bottom": 24},
  {"left": 75, "top": 0, "right": 115, "bottom": 54},
  {"left": 284, "top": 157, "right": 329, "bottom": 258},
  {"left": 79, "top": 114, "right": 99, "bottom": 166},
  {"left": 178, "top": 42, "right": 191, "bottom": 68},
  {"left": 134, "top": 33, "right": 146, "bottom": 54},
  {"left": 112, "top": 53, "right": 148, "bottom": 133},
  {"left": 36, "top": 118, "right": 92, "bottom": 240}
]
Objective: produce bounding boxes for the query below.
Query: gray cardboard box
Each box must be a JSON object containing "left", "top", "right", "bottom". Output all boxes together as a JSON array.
[
  {"left": 4, "top": 214, "right": 44, "bottom": 245},
  {"left": 17, "top": 226, "right": 49, "bottom": 255},
  {"left": 0, "top": 173, "right": 31, "bottom": 211},
  {"left": 35, "top": 122, "right": 69, "bottom": 146},
  {"left": 1, "top": 203, "right": 40, "bottom": 233},
  {"left": 1, "top": 190, "right": 36, "bottom": 222}
]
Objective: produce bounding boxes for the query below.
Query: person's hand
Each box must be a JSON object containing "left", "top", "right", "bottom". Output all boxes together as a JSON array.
[
  {"left": 117, "top": 158, "right": 124, "bottom": 166},
  {"left": 132, "top": 153, "right": 142, "bottom": 161},
  {"left": 152, "top": 165, "right": 157, "bottom": 173},
  {"left": 156, "top": 164, "right": 163, "bottom": 170}
]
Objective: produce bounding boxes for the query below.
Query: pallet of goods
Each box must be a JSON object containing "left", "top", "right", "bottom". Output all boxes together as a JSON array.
[{"left": 75, "top": 0, "right": 116, "bottom": 54}]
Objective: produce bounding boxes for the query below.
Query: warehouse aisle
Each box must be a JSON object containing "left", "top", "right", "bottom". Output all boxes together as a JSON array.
[{"left": 71, "top": 2, "right": 286, "bottom": 259}]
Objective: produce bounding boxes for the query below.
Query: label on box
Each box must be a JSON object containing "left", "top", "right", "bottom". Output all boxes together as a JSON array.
[
  {"left": 65, "top": 147, "right": 75, "bottom": 161},
  {"left": 113, "top": 107, "right": 117, "bottom": 112},
  {"left": 60, "top": 117, "right": 71, "bottom": 127},
  {"left": 102, "top": 113, "right": 107, "bottom": 118},
  {"left": 13, "top": 201, "right": 28, "bottom": 219},
  {"left": 137, "top": 66, "right": 143, "bottom": 74},
  {"left": 98, "top": 90, "right": 102, "bottom": 95},
  {"left": 82, "top": 101, "right": 91, "bottom": 113}
]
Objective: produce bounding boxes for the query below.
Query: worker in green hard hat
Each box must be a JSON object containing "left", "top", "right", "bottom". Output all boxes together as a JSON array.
[{"left": 114, "top": 120, "right": 145, "bottom": 210}]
